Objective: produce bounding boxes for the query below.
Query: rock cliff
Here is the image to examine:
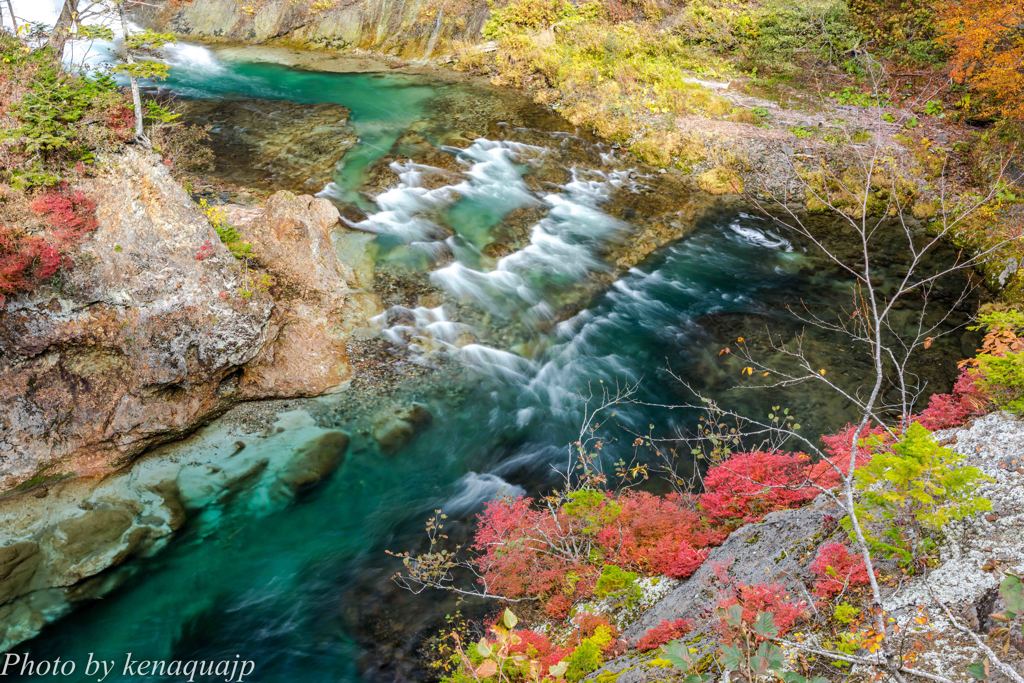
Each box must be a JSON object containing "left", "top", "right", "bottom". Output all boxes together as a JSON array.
[
  {"left": 0, "top": 148, "right": 273, "bottom": 491},
  {"left": 0, "top": 148, "right": 375, "bottom": 493},
  {"left": 0, "top": 146, "right": 376, "bottom": 650},
  {"left": 137, "top": 0, "right": 490, "bottom": 58}
]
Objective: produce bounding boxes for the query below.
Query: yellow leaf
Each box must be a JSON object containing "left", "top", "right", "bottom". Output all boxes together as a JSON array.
[{"left": 476, "top": 660, "right": 498, "bottom": 678}]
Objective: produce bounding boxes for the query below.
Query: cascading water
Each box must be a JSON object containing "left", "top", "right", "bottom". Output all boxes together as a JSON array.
[{"left": 7, "top": 43, "right": 975, "bottom": 683}]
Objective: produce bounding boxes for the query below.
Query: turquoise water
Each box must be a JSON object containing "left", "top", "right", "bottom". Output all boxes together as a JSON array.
[{"left": 13, "top": 47, "right": 974, "bottom": 682}]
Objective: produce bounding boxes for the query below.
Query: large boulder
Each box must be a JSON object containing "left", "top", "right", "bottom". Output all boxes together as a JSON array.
[
  {"left": 0, "top": 148, "right": 274, "bottom": 491},
  {"left": 226, "top": 191, "right": 379, "bottom": 398}
]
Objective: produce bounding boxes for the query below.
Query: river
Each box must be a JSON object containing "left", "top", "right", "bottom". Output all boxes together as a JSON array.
[{"left": 11, "top": 43, "right": 975, "bottom": 682}]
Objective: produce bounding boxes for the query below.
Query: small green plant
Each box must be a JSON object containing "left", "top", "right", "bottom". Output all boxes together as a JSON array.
[
  {"left": 922, "top": 99, "right": 944, "bottom": 117},
  {"left": 789, "top": 125, "right": 814, "bottom": 139},
  {"left": 144, "top": 100, "right": 181, "bottom": 125},
  {"left": 846, "top": 423, "right": 992, "bottom": 569},
  {"left": 904, "top": 115, "right": 920, "bottom": 129},
  {"left": 832, "top": 602, "right": 861, "bottom": 625},
  {"left": 829, "top": 87, "right": 891, "bottom": 108},
  {"left": 594, "top": 564, "right": 641, "bottom": 605},
  {"left": 198, "top": 199, "right": 252, "bottom": 260},
  {"left": 969, "top": 308, "right": 1024, "bottom": 414},
  {"left": 563, "top": 626, "right": 612, "bottom": 682},
  {"left": 975, "top": 354, "right": 1024, "bottom": 413}
]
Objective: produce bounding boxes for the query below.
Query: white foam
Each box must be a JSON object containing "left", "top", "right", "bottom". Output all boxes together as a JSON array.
[{"left": 443, "top": 472, "right": 525, "bottom": 515}]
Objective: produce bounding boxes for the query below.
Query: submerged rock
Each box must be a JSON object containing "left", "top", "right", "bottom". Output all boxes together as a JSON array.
[
  {"left": 371, "top": 402, "right": 432, "bottom": 453},
  {"left": 176, "top": 98, "right": 357, "bottom": 194},
  {"left": 277, "top": 430, "right": 349, "bottom": 493}
]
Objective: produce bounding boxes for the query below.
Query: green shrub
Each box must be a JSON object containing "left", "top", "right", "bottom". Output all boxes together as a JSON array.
[
  {"left": 970, "top": 308, "right": 1024, "bottom": 414},
  {"left": 562, "top": 489, "right": 621, "bottom": 534},
  {"left": 846, "top": 423, "right": 991, "bottom": 569},
  {"left": 829, "top": 86, "right": 891, "bottom": 107},
  {"left": 482, "top": 0, "right": 572, "bottom": 40},
  {"left": 832, "top": 602, "right": 860, "bottom": 625},
  {"left": 976, "top": 354, "right": 1024, "bottom": 414},
  {"left": 594, "top": 564, "right": 641, "bottom": 605},
  {"left": 564, "top": 626, "right": 611, "bottom": 682},
  {"left": 0, "top": 39, "right": 131, "bottom": 187}
]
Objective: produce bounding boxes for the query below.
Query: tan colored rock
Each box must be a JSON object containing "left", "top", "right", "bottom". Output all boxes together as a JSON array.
[
  {"left": 277, "top": 430, "right": 349, "bottom": 493},
  {"left": 0, "top": 543, "right": 41, "bottom": 605},
  {"left": 0, "top": 148, "right": 274, "bottom": 490},
  {"left": 227, "top": 191, "right": 379, "bottom": 398}
]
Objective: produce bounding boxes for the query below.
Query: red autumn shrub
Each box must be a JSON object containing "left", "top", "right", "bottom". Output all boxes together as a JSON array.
[
  {"left": 596, "top": 491, "right": 723, "bottom": 578},
  {"left": 809, "top": 542, "right": 869, "bottom": 598},
  {"left": 635, "top": 618, "right": 694, "bottom": 651},
  {"left": 0, "top": 188, "right": 100, "bottom": 307},
  {"left": 914, "top": 368, "right": 990, "bottom": 430},
  {"left": 30, "top": 189, "right": 98, "bottom": 241},
  {"left": 472, "top": 497, "right": 598, "bottom": 614},
  {"left": 652, "top": 538, "right": 709, "bottom": 579},
  {"left": 540, "top": 645, "right": 573, "bottom": 671},
  {"left": 575, "top": 613, "right": 618, "bottom": 642},
  {"left": 105, "top": 103, "right": 136, "bottom": 142},
  {"left": 509, "top": 629, "right": 554, "bottom": 659},
  {"left": 543, "top": 593, "right": 574, "bottom": 620},
  {"left": 805, "top": 423, "right": 885, "bottom": 489},
  {"left": 700, "top": 451, "right": 818, "bottom": 524},
  {"left": 0, "top": 226, "right": 67, "bottom": 306},
  {"left": 716, "top": 583, "right": 806, "bottom": 643}
]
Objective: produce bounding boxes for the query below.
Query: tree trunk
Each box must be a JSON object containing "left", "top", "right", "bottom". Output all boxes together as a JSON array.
[
  {"left": 49, "top": 0, "right": 78, "bottom": 61},
  {"left": 117, "top": 2, "right": 146, "bottom": 142},
  {"left": 4, "top": 0, "right": 16, "bottom": 34}
]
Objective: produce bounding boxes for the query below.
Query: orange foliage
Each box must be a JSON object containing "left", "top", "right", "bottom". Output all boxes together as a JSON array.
[{"left": 938, "top": 1, "right": 1024, "bottom": 121}]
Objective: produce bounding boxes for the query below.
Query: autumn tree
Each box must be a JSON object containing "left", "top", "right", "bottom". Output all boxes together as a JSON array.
[{"left": 938, "top": 0, "right": 1024, "bottom": 122}]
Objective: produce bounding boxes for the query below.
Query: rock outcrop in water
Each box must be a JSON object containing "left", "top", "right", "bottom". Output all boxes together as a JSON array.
[
  {"left": 226, "top": 190, "right": 378, "bottom": 398},
  {"left": 138, "top": 0, "right": 488, "bottom": 57},
  {"left": 0, "top": 148, "right": 376, "bottom": 650},
  {"left": 0, "top": 150, "right": 375, "bottom": 493}
]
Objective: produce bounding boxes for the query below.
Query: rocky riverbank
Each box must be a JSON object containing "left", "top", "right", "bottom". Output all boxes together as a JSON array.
[
  {"left": 0, "top": 140, "right": 380, "bottom": 648},
  {"left": 592, "top": 411, "right": 1024, "bottom": 682}
]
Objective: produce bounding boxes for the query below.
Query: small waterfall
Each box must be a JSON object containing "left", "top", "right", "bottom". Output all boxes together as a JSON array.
[{"left": 422, "top": 9, "right": 443, "bottom": 61}]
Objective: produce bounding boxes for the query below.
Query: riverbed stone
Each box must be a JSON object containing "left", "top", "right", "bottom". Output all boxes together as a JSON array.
[
  {"left": 46, "top": 508, "right": 136, "bottom": 584},
  {"left": 176, "top": 98, "right": 357, "bottom": 194},
  {"left": 371, "top": 402, "right": 432, "bottom": 453},
  {"left": 0, "top": 542, "right": 41, "bottom": 605},
  {"left": 278, "top": 430, "right": 350, "bottom": 492}
]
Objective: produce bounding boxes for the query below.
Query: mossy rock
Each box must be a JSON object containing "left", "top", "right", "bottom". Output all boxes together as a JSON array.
[{"left": 696, "top": 166, "right": 743, "bottom": 195}]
